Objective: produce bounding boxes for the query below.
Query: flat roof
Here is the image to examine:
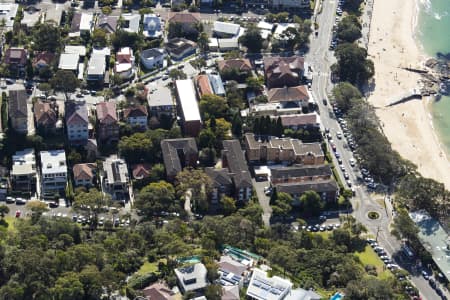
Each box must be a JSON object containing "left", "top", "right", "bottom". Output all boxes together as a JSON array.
[
  {"left": 64, "top": 45, "right": 87, "bottom": 57},
  {"left": 247, "top": 268, "right": 292, "bottom": 300},
  {"left": 40, "top": 150, "right": 67, "bottom": 175},
  {"left": 214, "top": 21, "right": 240, "bottom": 36},
  {"left": 59, "top": 53, "right": 79, "bottom": 70},
  {"left": 87, "top": 54, "right": 106, "bottom": 76},
  {"left": 410, "top": 211, "right": 450, "bottom": 281},
  {"left": 175, "top": 79, "right": 201, "bottom": 122},
  {"left": 148, "top": 85, "right": 173, "bottom": 107},
  {"left": 80, "top": 13, "right": 93, "bottom": 31}
]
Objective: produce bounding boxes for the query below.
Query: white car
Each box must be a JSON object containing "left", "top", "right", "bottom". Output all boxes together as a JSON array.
[
  {"left": 336, "top": 132, "right": 342, "bottom": 139},
  {"left": 349, "top": 158, "right": 356, "bottom": 167}
]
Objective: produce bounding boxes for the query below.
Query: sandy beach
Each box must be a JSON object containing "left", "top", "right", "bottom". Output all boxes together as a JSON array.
[{"left": 367, "top": 0, "right": 450, "bottom": 188}]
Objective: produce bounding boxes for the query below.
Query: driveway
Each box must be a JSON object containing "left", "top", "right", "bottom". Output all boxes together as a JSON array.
[{"left": 252, "top": 178, "right": 271, "bottom": 226}]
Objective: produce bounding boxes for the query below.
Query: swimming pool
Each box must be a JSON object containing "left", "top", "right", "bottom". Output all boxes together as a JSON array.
[{"left": 330, "top": 292, "right": 343, "bottom": 300}]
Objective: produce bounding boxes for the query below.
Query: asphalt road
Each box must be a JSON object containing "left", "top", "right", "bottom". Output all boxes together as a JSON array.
[{"left": 307, "top": 0, "right": 449, "bottom": 298}]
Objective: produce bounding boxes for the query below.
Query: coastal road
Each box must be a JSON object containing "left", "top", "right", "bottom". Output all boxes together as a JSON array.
[{"left": 307, "top": 0, "right": 448, "bottom": 299}]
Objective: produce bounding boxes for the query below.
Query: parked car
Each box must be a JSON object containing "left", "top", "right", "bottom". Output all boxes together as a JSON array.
[{"left": 5, "top": 196, "right": 15, "bottom": 204}]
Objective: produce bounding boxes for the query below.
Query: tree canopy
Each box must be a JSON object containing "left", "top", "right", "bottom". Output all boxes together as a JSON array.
[
  {"left": 332, "top": 43, "right": 374, "bottom": 85},
  {"left": 32, "top": 23, "right": 61, "bottom": 52},
  {"left": 239, "top": 25, "right": 263, "bottom": 53},
  {"left": 337, "top": 15, "right": 362, "bottom": 43},
  {"left": 49, "top": 70, "right": 80, "bottom": 99},
  {"left": 135, "top": 181, "right": 177, "bottom": 217}
]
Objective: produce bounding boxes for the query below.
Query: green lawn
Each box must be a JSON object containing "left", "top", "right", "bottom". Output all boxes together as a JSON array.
[
  {"left": 4, "top": 216, "right": 17, "bottom": 232},
  {"left": 355, "top": 245, "right": 393, "bottom": 279},
  {"left": 137, "top": 258, "right": 166, "bottom": 275}
]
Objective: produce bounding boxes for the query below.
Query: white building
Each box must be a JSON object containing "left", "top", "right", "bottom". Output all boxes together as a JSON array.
[
  {"left": 213, "top": 21, "right": 241, "bottom": 38},
  {"left": 115, "top": 47, "right": 135, "bottom": 79},
  {"left": 58, "top": 53, "right": 79, "bottom": 71},
  {"left": 65, "top": 101, "right": 89, "bottom": 143},
  {"left": 40, "top": 150, "right": 67, "bottom": 195},
  {"left": 121, "top": 13, "right": 141, "bottom": 33},
  {"left": 143, "top": 14, "right": 163, "bottom": 38},
  {"left": 11, "top": 149, "right": 36, "bottom": 192},
  {"left": 175, "top": 79, "right": 202, "bottom": 136},
  {"left": 103, "top": 155, "right": 129, "bottom": 200},
  {"left": 174, "top": 263, "right": 208, "bottom": 294},
  {"left": 0, "top": 3, "right": 19, "bottom": 31},
  {"left": 247, "top": 268, "right": 292, "bottom": 300},
  {"left": 140, "top": 48, "right": 165, "bottom": 70},
  {"left": 87, "top": 53, "right": 106, "bottom": 82}
]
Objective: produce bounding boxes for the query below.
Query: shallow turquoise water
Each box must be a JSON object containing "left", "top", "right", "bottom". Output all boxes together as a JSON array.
[{"left": 417, "top": 0, "right": 450, "bottom": 155}]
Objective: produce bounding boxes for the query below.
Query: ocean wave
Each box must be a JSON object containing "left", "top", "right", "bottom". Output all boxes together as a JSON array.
[
  {"left": 419, "top": 0, "right": 432, "bottom": 14},
  {"left": 433, "top": 11, "right": 448, "bottom": 20}
]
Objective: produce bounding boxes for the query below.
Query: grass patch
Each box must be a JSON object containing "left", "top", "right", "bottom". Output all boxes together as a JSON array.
[
  {"left": 137, "top": 258, "right": 166, "bottom": 275},
  {"left": 4, "top": 216, "right": 17, "bottom": 232},
  {"left": 355, "top": 245, "right": 392, "bottom": 279}
]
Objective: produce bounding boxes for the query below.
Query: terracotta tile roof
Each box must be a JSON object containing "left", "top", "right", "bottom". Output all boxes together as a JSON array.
[
  {"left": 131, "top": 163, "right": 151, "bottom": 179},
  {"left": 263, "top": 56, "right": 304, "bottom": 73},
  {"left": 143, "top": 282, "right": 175, "bottom": 300},
  {"left": 96, "top": 102, "right": 117, "bottom": 124},
  {"left": 123, "top": 105, "right": 148, "bottom": 118},
  {"left": 218, "top": 58, "right": 252, "bottom": 73},
  {"left": 34, "top": 100, "right": 57, "bottom": 126},
  {"left": 267, "top": 85, "right": 309, "bottom": 103},
  {"left": 264, "top": 56, "right": 304, "bottom": 88},
  {"left": 5, "top": 48, "right": 27, "bottom": 65},
  {"left": 73, "top": 163, "right": 96, "bottom": 181},
  {"left": 196, "top": 75, "right": 213, "bottom": 96},
  {"left": 168, "top": 12, "right": 200, "bottom": 24},
  {"left": 32, "top": 51, "right": 55, "bottom": 67}
]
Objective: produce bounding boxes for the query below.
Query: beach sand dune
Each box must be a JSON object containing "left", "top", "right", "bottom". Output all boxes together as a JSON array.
[{"left": 368, "top": 0, "right": 450, "bottom": 188}]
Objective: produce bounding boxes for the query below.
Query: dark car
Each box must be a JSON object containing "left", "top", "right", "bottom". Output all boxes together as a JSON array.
[{"left": 49, "top": 201, "right": 59, "bottom": 208}]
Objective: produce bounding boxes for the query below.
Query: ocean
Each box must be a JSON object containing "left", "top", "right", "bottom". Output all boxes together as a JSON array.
[{"left": 417, "top": 0, "right": 450, "bottom": 155}]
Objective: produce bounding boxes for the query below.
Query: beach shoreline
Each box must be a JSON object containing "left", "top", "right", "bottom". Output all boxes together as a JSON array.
[{"left": 367, "top": 0, "right": 450, "bottom": 188}]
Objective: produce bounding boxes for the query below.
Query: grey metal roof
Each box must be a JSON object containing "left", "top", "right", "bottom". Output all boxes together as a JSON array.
[
  {"left": 161, "top": 138, "right": 198, "bottom": 178},
  {"left": 222, "top": 140, "right": 252, "bottom": 188},
  {"left": 271, "top": 164, "right": 332, "bottom": 180}
]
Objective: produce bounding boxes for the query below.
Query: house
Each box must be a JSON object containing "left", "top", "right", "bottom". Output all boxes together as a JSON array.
[
  {"left": 87, "top": 53, "right": 106, "bottom": 82},
  {"left": 34, "top": 100, "right": 58, "bottom": 133},
  {"left": 205, "top": 167, "right": 233, "bottom": 205},
  {"left": 32, "top": 51, "right": 55, "bottom": 70},
  {"left": 143, "top": 14, "right": 163, "bottom": 39},
  {"left": 123, "top": 105, "right": 148, "bottom": 129},
  {"left": 174, "top": 263, "right": 208, "bottom": 294},
  {"left": 65, "top": 101, "right": 89, "bottom": 144},
  {"left": 115, "top": 47, "right": 135, "bottom": 79},
  {"left": 270, "top": 164, "right": 332, "bottom": 185},
  {"left": 4, "top": 48, "right": 27, "bottom": 70},
  {"left": 148, "top": 86, "right": 175, "bottom": 117},
  {"left": 121, "top": 13, "right": 141, "bottom": 34},
  {"left": 208, "top": 73, "right": 226, "bottom": 96},
  {"left": 143, "top": 282, "right": 176, "bottom": 300},
  {"left": 140, "top": 48, "right": 166, "bottom": 70},
  {"left": 218, "top": 255, "right": 248, "bottom": 277},
  {"left": 161, "top": 138, "right": 198, "bottom": 180},
  {"left": 244, "top": 133, "right": 325, "bottom": 165},
  {"left": 0, "top": 3, "right": 19, "bottom": 31},
  {"left": 267, "top": 85, "right": 310, "bottom": 108},
  {"left": 73, "top": 163, "right": 96, "bottom": 187},
  {"left": 64, "top": 45, "right": 87, "bottom": 57},
  {"left": 222, "top": 286, "right": 240, "bottom": 300},
  {"left": 264, "top": 56, "right": 304, "bottom": 88},
  {"left": 276, "top": 112, "right": 320, "bottom": 130},
  {"left": 96, "top": 15, "right": 118, "bottom": 34},
  {"left": 40, "top": 150, "right": 67, "bottom": 195},
  {"left": 195, "top": 75, "right": 213, "bottom": 97},
  {"left": 222, "top": 140, "right": 253, "bottom": 202},
  {"left": 96, "top": 102, "right": 119, "bottom": 143},
  {"left": 247, "top": 268, "right": 292, "bottom": 300},
  {"left": 131, "top": 164, "right": 152, "bottom": 180},
  {"left": 271, "top": 0, "right": 310, "bottom": 9},
  {"left": 21, "top": 7, "right": 42, "bottom": 29},
  {"left": 218, "top": 38, "right": 240, "bottom": 52},
  {"left": 70, "top": 12, "right": 93, "bottom": 37},
  {"left": 43, "top": 2, "right": 63, "bottom": 25},
  {"left": 213, "top": 21, "right": 241, "bottom": 38},
  {"left": 8, "top": 89, "right": 28, "bottom": 134},
  {"left": 175, "top": 79, "right": 202, "bottom": 136},
  {"left": 276, "top": 179, "right": 339, "bottom": 202},
  {"left": 103, "top": 155, "right": 129, "bottom": 200},
  {"left": 58, "top": 53, "right": 80, "bottom": 72},
  {"left": 165, "top": 38, "right": 197, "bottom": 61},
  {"left": 168, "top": 12, "right": 201, "bottom": 34},
  {"left": 11, "top": 149, "right": 36, "bottom": 193},
  {"left": 218, "top": 59, "right": 252, "bottom": 81}
]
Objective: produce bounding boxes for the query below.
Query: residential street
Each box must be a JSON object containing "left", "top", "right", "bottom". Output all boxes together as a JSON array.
[{"left": 307, "top": 0, "right": 449, "bottom": 298}]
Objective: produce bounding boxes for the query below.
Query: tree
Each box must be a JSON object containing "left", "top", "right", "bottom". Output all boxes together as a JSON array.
[
  {"left": 50, "top": 70, "right": 80, "bottom": 99},
  {"left": 118, "top": 132, "right": 153, "bottom": 163},
  {"left": 392, "top": 209, "right": 419, "bottom": 241},
  {"left": 204, "top": 284, "right": 223, "bottom": 300},
  {"left": 245, "top": 76, "right": 264, "bottom": 93},
  {"left": 271, "top": 192, "right": 292, "bottom": 221},
  {"left": 26, "top": 200, "right": 49, "bottom": 223},
  {"left": 268, "top": 245, "right": 295, "bottom": 275},
  {"left": 332, "top": 82, "right": 362, "bottom": 112},
  {"left": 32, "top": 23, "right": 61, "bottom": 51},
  {"left": 343, "top": 0, "right": 364, "bottom": 14},
  {"left": 239, "top": 25, "right": 263, "bottom": 53},
  {"left": 220, "top": 196, "right": 236, "bottom": 215},
  {"left": 92, "top": 28, "right": 108, "bottom": 48},
  {"left": 52, "top": 272, "right": 85, "bottom": 300},
  {"left": 299, "top": 191, "right": 325, "bottom": 217},
  {"left": 199, "top": 94, "right": 229, "bottom": 120},
  {"left": 111, "top": 30, "right": 142, "bottom": 51},
  {"left": 169, "top": 68, "right": 187, "bottom": 80},
  {"left": 175, "top": 169, "right": 212, "bottom": 213},
  {"left": 333, "top": 43, "right": 374, "bottom": 85},
  {"left": 135, "top": 181, "right": 177, "bottom": 217},
  {"left": 197, "top": 31, "right": 209, "bottom": 53},
  {"left": 345, "top": 277, "right": 393, "bottom": 299},
  {"left": 0, "top": 204, "right": 9, "bottom": 219},
  {"left": 73, "top": 189, "right": 111, "bottom": 230},
  {"left": 337, "top": 15, "right": 362, "bottom": 43}
]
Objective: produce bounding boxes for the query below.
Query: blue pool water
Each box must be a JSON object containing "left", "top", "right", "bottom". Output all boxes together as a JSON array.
[{"left": 330, "top": 293, "right": 343, "bottom": 300}]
